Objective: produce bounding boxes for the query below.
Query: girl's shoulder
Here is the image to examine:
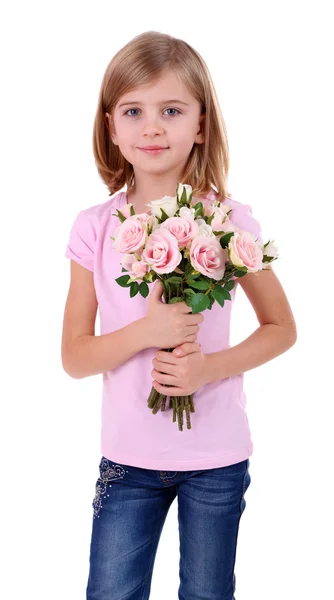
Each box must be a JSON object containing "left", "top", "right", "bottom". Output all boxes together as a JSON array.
[
  {"left": 79, "top": 190, "right": 123, "bottom": 222},
  {"left": 65, "top": 191, "right": 123, "bottom": 266},
  {"left": 205, "top": 188, "right": 250, "bottom": 211},
  {"left": 206, "top": 189, "right": 263, "bottom": 240}
]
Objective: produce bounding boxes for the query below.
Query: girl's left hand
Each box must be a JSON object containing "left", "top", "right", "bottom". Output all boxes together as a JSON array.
[{"left": 151, "top": 342, "right": 208, "bottom": 396}]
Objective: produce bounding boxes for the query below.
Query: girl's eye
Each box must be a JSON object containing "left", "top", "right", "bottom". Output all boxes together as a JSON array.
[{"left": 124, "top": 108, "right": 181, "bottom": 118}]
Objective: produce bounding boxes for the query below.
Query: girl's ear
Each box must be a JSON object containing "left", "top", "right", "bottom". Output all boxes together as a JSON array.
[
  {"left": 195, "top": 114, "right": 205, "bottom": 144},
  {"left": 105, "top": 113, "right": 118, "bottom": 145}
]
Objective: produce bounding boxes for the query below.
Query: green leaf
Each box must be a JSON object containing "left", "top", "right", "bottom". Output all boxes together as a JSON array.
[
  {"left": 169, "top": 296, "right": 184, "bottom": 304},
  {"left": 184, "top": 287, "right": 196, "bottom": 297},
  {"left": 189, "top": 270, "right": 201, "bottom": 279},
  {"left": 139, "top": 281, "right": 149, "bottom": 298},
  {"left": 188, "top": 279, "right": 209, "bottom": 291},
  {"left": 185, "top": 277, "right": 196, "bottom": 286},
  {"left": 234, "top": 269, "right": 248, "bottom": 278},
  {"left": 219, "top": 232, "right": 235, "bottom": 249},
  {"left": 185, "top": 262, "right": 194, "bottom": 275},
  {"left": 224, "top": 280, "right": 235, "bottom": 291},
  {"left": 211, "top": 287, "right": 226, "bottom": 308},
  {"left": 193, "top": 201, "right": 204, "bottom": 218},
  {"left": 115, "top": 274, "right": 132, "bottom": 287},
  {"left": 180, "top": 187, "right": 188, "bottom": 204},
  {"left": 165, "top": 276, "right": 183, "bottom": 284},
  {"left": 130, "top": 205, "right": 135, "bottom": 216},
  {"left": 220, "top": 286, "right": 231, "bottom": 301},
  {"left": 130, "top": 281, "right": 139, "bottom": 297},
  {"left": 114, "top": 209, "right": 127, "bottom": 223},
  {"left": 207, "top": 293, "right": 215, "bottom": 310},
  {"left": 159, "top": 207, "right": 170, "bottom": 221},
  {"left": 188, "top": 293, "right": 211, "bottom": 313},
  {"left": 223, "top": 271, "right": 234, "bottom": 281}
]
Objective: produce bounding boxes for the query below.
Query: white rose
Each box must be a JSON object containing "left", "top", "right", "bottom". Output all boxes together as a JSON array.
[
  {"left": 179, "top": 206, "right": 196, "bottom": 221},
  {"left": 195, "top": 222, "right": 214, "bottom": 237},
  {"left": 264, "top": 241, "right": 279, "bottom": 258},
  {"left": 146, "top": 195, "right": 178, "bottom": 219},
  {"left": 177, "top": 183, "right": 193, "bottom": 202}
]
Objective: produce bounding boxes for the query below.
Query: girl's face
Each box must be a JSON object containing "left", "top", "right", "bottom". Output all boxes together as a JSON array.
[{"left": 106, "top": 70, "right": 205, "bottom": 179}]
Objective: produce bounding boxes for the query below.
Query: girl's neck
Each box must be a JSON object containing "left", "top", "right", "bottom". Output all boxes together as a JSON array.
[
  {"left": 126, "top": 184, "right": 210, "bottom": 211},
  {"left": 127, "top": 184, "right": 178, "bottom": 207}
]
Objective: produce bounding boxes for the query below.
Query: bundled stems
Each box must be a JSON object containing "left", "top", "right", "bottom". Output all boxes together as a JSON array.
[
  {"left": 147, "top": 277, "right": 196, "bottom": 430},
  {"left": 147, "top": 385, "right": 195, "bottom": 431}
]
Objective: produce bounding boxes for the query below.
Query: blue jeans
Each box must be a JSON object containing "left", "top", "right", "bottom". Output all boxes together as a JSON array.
[{"left": 86, "top": 456, "right": 251, "bottom": 600}]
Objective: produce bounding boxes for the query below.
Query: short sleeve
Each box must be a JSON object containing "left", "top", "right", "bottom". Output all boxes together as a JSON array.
[
  {"left": 228, "top": 201, "right": 263, "bottom": 243},
  {"left": 64, "top": 209, "right": 96, "bottom": 272}
]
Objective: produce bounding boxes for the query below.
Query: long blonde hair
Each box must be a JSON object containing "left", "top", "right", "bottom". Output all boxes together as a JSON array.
[{"left": 92, "top": 31, "right": 232, "bottom": 201}]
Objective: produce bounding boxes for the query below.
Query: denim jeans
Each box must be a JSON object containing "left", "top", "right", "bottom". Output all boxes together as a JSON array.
[{"left": 86, "top": 456, "right": 251, "bottom": 600}]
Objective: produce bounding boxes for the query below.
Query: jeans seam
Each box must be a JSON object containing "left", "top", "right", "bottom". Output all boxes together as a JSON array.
[
  {"left": 140, "top": 527, "right": 162, "bottom": 600},
  {"left": 239, "top": 461, "right": 248, "bottom": 514}
]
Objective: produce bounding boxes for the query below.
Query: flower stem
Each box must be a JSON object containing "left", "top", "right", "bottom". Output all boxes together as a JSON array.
[{"left": 147, "top": 386, "right": 159, "bottom": 409}]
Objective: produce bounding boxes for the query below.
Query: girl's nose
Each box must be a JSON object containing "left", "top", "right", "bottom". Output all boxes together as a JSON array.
[{"left": 142, "top": 120, "right": 164, "bottom": 136}]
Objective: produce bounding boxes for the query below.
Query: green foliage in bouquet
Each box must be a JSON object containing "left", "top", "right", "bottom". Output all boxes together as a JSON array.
[{"left": 111, "top": 183, "right": 278, "bottom": 431}]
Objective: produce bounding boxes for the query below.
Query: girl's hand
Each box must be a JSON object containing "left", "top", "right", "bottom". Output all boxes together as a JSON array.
[
  {"left": 144, "top": 280, "right": 204, "bottom": 349},
  {"left": 151, "top": 342, "right": 208, "bottom": 396}
]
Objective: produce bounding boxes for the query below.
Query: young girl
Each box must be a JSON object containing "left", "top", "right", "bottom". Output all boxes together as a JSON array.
[{"left": 62, "top": 31, "right": 297, "bottom": 600}]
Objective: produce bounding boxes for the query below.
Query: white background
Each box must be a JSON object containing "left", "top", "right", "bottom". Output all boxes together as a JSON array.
[{"left": 2, "top": 1, "right": 333, "bottom": 598}]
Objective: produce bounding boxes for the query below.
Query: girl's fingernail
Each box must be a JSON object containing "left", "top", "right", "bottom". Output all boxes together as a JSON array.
[{"left": 175, "top": 349, "right": 182, "bottom": 356}]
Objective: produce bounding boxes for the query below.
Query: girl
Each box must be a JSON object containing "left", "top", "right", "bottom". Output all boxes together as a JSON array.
[{"left": 62, "top": 31, "right": 297, "bottom": 600}]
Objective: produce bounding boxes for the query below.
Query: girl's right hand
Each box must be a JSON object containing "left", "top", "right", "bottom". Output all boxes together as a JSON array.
[{"left": 144, "top": 279, "right": 204, "bottom": 349}]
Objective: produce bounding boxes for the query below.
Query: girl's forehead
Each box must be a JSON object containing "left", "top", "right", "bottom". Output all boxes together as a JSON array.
[{"left": 117, "top": 71, "right": 194, "bottom": 105}]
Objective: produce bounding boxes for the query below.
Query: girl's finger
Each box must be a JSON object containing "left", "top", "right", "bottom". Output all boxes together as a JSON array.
[
  {"left": 173, "top": 342, "right": 201, "bottom": 357},
  {"left": 153, "top": 381, "right": 185, "bottom": 395}
]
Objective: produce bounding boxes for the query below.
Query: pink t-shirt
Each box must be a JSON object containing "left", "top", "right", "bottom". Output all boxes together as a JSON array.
[{"left": 64, "top": 188, "right": 263, "bottom": 470}]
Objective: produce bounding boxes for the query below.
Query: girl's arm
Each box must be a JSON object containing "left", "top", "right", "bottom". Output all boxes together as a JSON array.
[
  {"left": 61, "top": 261, "right": 151, "bottom": 379},
  {"left": 204, "top": 267, "right": 297, "bottom": 383}
]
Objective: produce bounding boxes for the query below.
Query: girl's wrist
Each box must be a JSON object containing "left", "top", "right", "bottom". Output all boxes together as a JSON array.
[{"left": 136, "top": 316, "right": 154, "bottom": 350}]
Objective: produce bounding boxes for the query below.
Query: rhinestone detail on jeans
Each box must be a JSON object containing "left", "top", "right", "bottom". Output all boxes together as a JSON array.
[{"left": 92, "top": 457, "right": 127, "bottom": 519}]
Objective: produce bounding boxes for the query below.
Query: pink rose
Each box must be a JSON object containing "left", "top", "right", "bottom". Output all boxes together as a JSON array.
[
  {"left": 111, "top": 215, "right": 148, "bottom": 253},
  {"left": 121, "top": 254, "right": 149, "bottom": 279},
  {"left": 229, "top": 231, "right": 263, "bottom": 272},
  {"left": 189, "top": 235, "right": 227, "bottom": 280},
  {"left": 135, "top": 213, "right": 152, "bottom": 225},
  {"left": 211, "top": 213, "right": 223, "bottom": 231},
  {"left": 220, "top": 216, "right": 235, "bottom": 232},
  {"left": 160, "top": 216, "right": 199, "bottom": 248},
  {"left": 142, "top": 228, "right": 182, "bottom": 274},
  {"left": 118, "top": 203, "right": 134, "bottom": 219}
]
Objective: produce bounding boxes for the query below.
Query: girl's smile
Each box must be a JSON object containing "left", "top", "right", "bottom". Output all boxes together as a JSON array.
[{"left": 138, "top": 147, "right": 169, "bottom": 155}]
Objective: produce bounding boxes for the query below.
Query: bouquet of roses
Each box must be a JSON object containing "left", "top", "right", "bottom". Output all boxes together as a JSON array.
[{"left": 111, "top": 183, "right": 279, "bottom": 431}]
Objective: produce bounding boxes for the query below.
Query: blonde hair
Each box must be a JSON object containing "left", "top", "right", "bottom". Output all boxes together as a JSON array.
[{"left": 92, "top": 30, "right": 232, "bottom": 201}]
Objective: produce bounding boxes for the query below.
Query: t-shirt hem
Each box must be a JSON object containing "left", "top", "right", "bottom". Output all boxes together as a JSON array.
[{"left": 100, "top": 447, "right": 253, "bottom": 471}]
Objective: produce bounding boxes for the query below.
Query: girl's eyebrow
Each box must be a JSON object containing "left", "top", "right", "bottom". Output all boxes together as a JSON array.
[{"left": 117, "top": 99, "right": 189, "bottom": 109}]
